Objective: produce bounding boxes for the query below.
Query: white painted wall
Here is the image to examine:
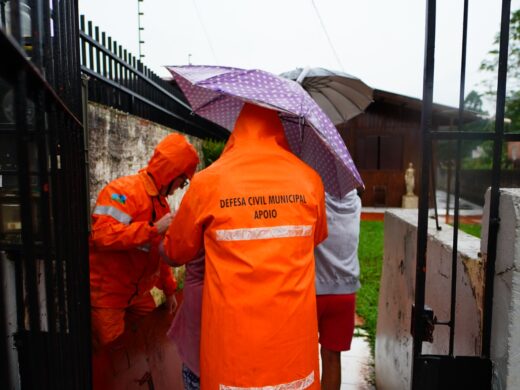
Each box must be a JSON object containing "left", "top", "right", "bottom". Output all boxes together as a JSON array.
[
  {"left": 375, "top": 210, "right": 483, "bottom": 389},
  {"left": 481, "top": 189, "right": 520, "bottom": 390}
]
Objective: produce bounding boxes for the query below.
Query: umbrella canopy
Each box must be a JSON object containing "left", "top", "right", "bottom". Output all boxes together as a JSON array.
[
  {"left": 166, "top": 65, "right": 364, "bottom": 197},
  {"left": 280, "top": 67, "right": 373, "bottom": 125}
]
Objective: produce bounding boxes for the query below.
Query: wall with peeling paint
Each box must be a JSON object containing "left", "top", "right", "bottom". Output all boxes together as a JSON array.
[
  {"left": 375, "top": 209, "right": 483, "bottom": 389},
  {"left": 482, "top": 188, "right": 520, "bottom": 390},
  {"left": 87, "top": 103, "right": 204, "bottom": 212}
]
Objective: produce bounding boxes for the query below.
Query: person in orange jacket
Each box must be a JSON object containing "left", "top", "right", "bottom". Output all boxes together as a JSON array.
[
  {"left": 89, "top": 133, "right": 199, "bottom": 349},
  {"left": 161, "top": 104, "right": 328, "bottom": 389}
]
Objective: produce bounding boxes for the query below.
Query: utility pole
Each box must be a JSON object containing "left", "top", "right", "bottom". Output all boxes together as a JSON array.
[{"left": 137, "top": 0, "right": 145, "bottom": 59}]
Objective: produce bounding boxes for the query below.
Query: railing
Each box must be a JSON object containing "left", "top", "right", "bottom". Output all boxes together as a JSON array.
[
  {"left": 78, "top": 15, "right": 228, "bottom": 140},
  {"left": 0, "top": 1, "right": 91, "bottom": 389},
  {"left": 412, "top": 0, "right": 520, "bottom": 388}
]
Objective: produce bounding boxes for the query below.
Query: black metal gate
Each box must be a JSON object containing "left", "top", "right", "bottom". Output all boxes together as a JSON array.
[
  {"left": 0, "top": 1, "right": 91, "bottom": 389},
  {"left": 412, "top": 0, "right": 520, "bottom": 388}
]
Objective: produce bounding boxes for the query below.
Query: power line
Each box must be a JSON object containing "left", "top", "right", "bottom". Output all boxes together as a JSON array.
[
  {"left": 310, "top": 0, "right": 344, "bottom": 71},
  {"left": 191, "top": 0, "right": 219, "bottom": 65}
]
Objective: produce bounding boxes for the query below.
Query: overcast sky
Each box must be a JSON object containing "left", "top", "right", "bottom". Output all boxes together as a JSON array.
[{"left": 79, "top": 0, "right": 519, "bottom": 112}]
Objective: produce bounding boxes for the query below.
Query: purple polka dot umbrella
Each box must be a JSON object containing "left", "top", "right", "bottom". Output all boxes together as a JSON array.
[{"left": 166, "top": 65, "right": 364, "bottom": 197}]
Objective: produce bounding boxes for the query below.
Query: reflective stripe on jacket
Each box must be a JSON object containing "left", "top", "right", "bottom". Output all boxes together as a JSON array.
[{"left": 163, "top": 104, "right": 327, "bottom": 389}]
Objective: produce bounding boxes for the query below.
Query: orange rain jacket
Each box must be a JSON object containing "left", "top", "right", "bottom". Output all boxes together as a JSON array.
[
  {"left": 90, "top": 133, "right": 199, "bottom": 310},
  {"left": 163, "top": 104, "right": 328, "bottom": 389}
]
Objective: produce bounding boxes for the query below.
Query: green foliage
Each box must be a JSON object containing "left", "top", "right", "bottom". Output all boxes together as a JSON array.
[
  {"left": 457, "top": 223, "right": 481, "bottom": 238},
  {"left": 480, "top": 9, "right": 520, "bottom": 89},
  {"left": 464, "top": 90, "right": 487, "bottom": 115},
  {"left": 480, "top": 8, "right": 520, "bottom": 133},
  {"left": 435, "top": 91, "right": 492, "bottom": 167},
  {"left": 202, "top": 139, "right": 226, "bottom": 167},
  {"left": 356, "top": 220, "right": 384, "bottom": 354},
  {"left": 461, "top": 140, "right": 513, "bottom": 169}
]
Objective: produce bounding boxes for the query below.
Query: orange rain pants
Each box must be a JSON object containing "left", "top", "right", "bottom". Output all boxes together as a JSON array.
[{"left": 163, "top": 104, "right": 327, "bottom": 389}]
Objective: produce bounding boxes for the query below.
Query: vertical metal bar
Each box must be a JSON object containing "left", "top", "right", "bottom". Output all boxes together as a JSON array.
[
  {"left": 113, "top": 40, "right": 118, "bottom": 83},
  {"left": 80, "top": 15, "right": 86, "bottom": 66},
  {"left": 29, "top": 0, "right": 42, "bottom": 69},
  {"left": 11, "top": 4, "right": 41, "bottom": 387},
  {"left": 0, "top": 251, "right": 11, "bottom": 388},
  {"left": 119, "top": 44, "right": 124, "bottom": 108},
  {"left": 95, "top": 26, "right": 101, "bottom": 107},
  {"left": 43, "top": 0, "right": 54, "bottom": 87},
  {"left": 101, "top": 31, "right": 107, "bottom": 105},
  {"left": 13, "top": 0, "right": 39, "bottom": 323},
  {"left": 60, "top": 0, "right": 72, "bottom": 106},
  {"left": 0, "top": 0, "right": 6, "bottom": 27},
  {"left": 124, "top": 49, "right": 130, "bottom": 111},
  {"left": 448, "top": 0, "right": 469, "bottom": 357},
  {"left": 131, "top": 55, "right": 137, "bottom": 111},
  {"left": 71, "top": 4, "right": 92, "bottom": 385},
  {"left": 482, "top": 0, "right": 511, "bottom": 358},
  {"left": 430, "top": 150, "right": 440, "bottom": 231},
  {"left": 95, "top": 26, "right": 100, "bottom": 74},
  {"left": 101, "top": 32, "right": 107, "bottom": 75},
  {"left": 87, "top": 21, "right": 95, "bottom": 100},
  {"left": 66, "top": 3, "right": 91, "bottom": 387},
  {"left": 52, "top": 0, "right": 62, "bottom": 92},
  {"left": 50, "top": 0, "right": 67, "bottom": 335},
  {"left": 107, "top": 36, "right": 113, "bottom": 106},
  {"left": 412, "top": 0, "right": 436, "bottom": 388},
  {"left": 114, "top": 40, "right": 119, "bottom": 105}
]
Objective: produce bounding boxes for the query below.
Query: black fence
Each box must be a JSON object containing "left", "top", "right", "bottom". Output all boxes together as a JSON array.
[
  {"left": 412, "top": 0, "right": 520, "bottom": 388},
  {"left": 78, "top": 15, "right": 228, "bottom": 140},
  {"left": 0, "top": 1, "right": 91, "bottom": 389}
]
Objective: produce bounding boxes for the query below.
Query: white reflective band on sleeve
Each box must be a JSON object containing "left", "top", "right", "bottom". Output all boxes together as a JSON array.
[
  {"left": 216, "top": 225, "right": 312, "bottom": 242},
  {"left": 220, "top": 371, "right": 314, "bottom": 390},
  {"left": 93, "top": 205, "right": 132, "bottom": 225},
  {"left": 137, "top": 244, "right": 151, "bottom": 252}
]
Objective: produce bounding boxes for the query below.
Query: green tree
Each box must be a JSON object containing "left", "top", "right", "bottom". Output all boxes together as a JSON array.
[
  {"left": 480, "top": 8, "right": 520, "bottom": 132},
  {"left": 464, "top": 90, "right": 486, "bottom": 114}
]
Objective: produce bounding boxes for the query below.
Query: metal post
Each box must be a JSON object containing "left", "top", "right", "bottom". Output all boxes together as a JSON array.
[{"left": 412, "top": 0, "right": 436, "bottom": 388}]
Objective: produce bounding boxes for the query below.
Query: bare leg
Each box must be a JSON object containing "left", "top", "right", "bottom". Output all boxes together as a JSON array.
[{"left": 320, "top": 346, "right": 341, "bottom": 390}]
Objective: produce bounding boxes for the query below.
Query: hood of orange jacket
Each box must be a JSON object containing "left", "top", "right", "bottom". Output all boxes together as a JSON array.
[
  {"left": 145, "top": 133, "right": 199, "bottom": 191},
  {"left": 221, "top": 103, "right": 291, "bottom": 153}
]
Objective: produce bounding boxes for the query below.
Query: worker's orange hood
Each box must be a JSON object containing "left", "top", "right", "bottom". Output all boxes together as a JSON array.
[
  {"left": 145, "top": 133, "right": 199, "bottom": 189},
  {"left": 221, "top": 103, "right": 290, "bottom": 155}
]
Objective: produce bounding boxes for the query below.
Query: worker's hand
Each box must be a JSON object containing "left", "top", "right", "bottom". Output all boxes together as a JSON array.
[
  {"left": 165, "top": 293, "right": 178, "bottom": 314},
  {"left": 154, "top": 212, "right": 172, "bottom": 234}
]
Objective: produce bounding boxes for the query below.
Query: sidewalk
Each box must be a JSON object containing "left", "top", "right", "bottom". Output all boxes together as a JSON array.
[
  {"left": 338, "top": 330, "right": 374, "bottom": 389},
  {"left": 317, "top": 326, "right": 374, "bottom": 389}
]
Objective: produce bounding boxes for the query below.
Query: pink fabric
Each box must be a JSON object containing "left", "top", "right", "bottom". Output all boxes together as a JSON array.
[{"left": 167, "top": 254, "right": 205, "bottom": 376}]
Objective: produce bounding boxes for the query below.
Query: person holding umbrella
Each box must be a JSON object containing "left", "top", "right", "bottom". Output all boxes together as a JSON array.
[
  {"left": 161, "top": 103, "right": 327, "bottom": 389},
  {"left": 160, "top": 65, "right": 364, "bottom": 389}
]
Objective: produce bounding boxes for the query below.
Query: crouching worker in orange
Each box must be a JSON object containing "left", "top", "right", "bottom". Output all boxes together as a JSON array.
[
  {"left": 89, "top": 133, "right": 199, "bottom": 350},
  {"left": 161, "top": 104, "right": 328, "bottom": 390}
]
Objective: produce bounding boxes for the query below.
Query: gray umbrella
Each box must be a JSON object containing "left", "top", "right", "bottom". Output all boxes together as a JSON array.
[{"left": 280, "top": 67, "right": 374, "bottom": 126}]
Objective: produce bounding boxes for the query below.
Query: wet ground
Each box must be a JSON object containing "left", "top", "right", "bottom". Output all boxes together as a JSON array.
[{"left": 337, "top": 330, "right": 374, "bottom": 389}]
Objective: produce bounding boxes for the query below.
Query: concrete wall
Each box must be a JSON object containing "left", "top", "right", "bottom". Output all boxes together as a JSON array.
[
  {"left": 87, "top": 102, "right": 204, "bottom": 211},
  {"left": 375, "top": 210, "right": 483, "bottom": 389},
  {"left": 482, "top": 189, "right": 520, "bottom": 389}
]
